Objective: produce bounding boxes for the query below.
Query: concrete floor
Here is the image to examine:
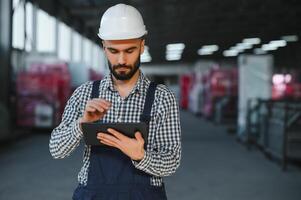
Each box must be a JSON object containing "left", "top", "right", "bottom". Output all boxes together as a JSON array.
[{"left": 1, "top": 110, "right": 301, "bottom": 200}]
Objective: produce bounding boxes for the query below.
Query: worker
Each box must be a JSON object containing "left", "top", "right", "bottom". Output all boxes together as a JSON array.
[{"left": 49, "top": 3, "right": 181, "bottom": 200}]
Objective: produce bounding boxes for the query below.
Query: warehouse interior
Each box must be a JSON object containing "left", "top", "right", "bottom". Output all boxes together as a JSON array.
[{"left": 1, "top": 0, "right": 301, "bottom": 199}]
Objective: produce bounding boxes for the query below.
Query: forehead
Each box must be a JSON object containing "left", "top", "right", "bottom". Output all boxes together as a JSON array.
[{"left": 103, "top": 39, "right": 142, "bottom": 49}]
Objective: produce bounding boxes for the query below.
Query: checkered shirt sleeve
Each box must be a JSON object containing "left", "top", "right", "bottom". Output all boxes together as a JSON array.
[{"left": 132, "top": 90, "right": 182, "bottom": 177}]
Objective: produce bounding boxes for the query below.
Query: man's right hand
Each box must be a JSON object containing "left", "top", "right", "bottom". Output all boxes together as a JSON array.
[{"left": 80, "top": 98, "right": 111, "bottom": 124}]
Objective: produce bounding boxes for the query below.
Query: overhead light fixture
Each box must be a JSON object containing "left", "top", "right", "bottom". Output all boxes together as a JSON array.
[
  {"left": 166, "top": 54, "right": 181, "bottom": 61},
  {"left": 261, "top": 44, "right": 278, "bottom": 51},
  {"left": 223, "top": 50, "right": 238, "bottom": 57},
  {"left": 242, "top": 38, "right": 261, "bottom": 45},
  {"left": 260, "top": 39, "right": 287, "bottom": 51},
  {"left": 281, "top": 35, "right": 298, "bottom": 42},
  {"left": 197, "top": 44, "right": 219, "bottom": 56},
  {"left": 269, "top": 40, "right": 287, "bottom": 47},
  {"left": 229, "top": 43, "right": 252, "bottom": 53},
  {"left": 198, "top": 49, "right": 214, "bottom": 55},
  {"left": 166, "top": 51, "right": 182, "bottom": 56},
  {"left": 201, "top": 45, "right": 219, "bottom": 52},
  {"left": 166, "top": 43, "right": 185, "bottom": 51},
  {"left": 166, "top": 43, "right": 185, "bottom": 61}
]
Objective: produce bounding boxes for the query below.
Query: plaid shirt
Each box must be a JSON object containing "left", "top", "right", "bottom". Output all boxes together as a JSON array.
[{"left": 49, "top": 70, "right": 181, "bottom": 186}]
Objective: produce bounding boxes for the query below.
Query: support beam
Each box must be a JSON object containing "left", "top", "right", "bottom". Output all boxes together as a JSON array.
[
  {"left": 0, "top": 0, "right": 12, "bottom": 139},
  {"left": 0, "top": 0, "right": 12, "bottom": 106}
]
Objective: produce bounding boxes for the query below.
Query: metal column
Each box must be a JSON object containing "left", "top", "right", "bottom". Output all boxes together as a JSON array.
[
  {"left": 0, "top": 0, "right": 12, "bottom": 105},
  {"left": 0, "top": 0, "right": 12, "bottom": 140}
]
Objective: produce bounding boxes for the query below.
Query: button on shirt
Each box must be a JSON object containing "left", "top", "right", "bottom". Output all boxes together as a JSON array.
[{"left": 49, "top": 71, "right": 182, "bottom": 186}]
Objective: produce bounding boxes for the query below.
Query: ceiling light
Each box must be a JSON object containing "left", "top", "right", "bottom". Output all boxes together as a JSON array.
[
  {"left": 166, "top": 53, "right": 181, "bottom": 58},
  {"left": 281, "top": 35, "right": 298, "bottom": 42},
  {"left": 223, "top": 50, "right": 238, "bottom": 57},
  {"left": 166, "top": 43, "right": 185, "bottom": 51},
  {"left": 261, "top": 44, "right": 278, "bottom": 51},
  {"left": 166, "top": 51, "right": 182, "bottom": 56},
  {"left": 269, "top": 40, "right": 287, "bottom": 47},
  {"left": 242, "top": 38, "right": 261, "bottom": 45},
  {"left": 198, "top": 49, "right": 214, "bottom": 55},
  {"left": 201, "top": 45, "right": 219, "bottom": 52},
  {"left": 166, "top": 53, "right": 181, "bottom": 59}
]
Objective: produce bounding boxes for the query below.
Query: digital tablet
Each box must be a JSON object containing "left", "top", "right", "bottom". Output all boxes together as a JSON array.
[{"left": 81, "top": 122, "right": 148, "bottom": 146}]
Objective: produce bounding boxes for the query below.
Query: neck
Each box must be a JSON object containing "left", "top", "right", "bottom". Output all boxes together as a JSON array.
[{"left": 112, "top": 70, "right": 140, "bottom": 97}]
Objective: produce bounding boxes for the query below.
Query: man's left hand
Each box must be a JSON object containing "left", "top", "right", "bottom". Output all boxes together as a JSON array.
[{"left": 97, "top": 128, "right": 145, "bottom": 161}]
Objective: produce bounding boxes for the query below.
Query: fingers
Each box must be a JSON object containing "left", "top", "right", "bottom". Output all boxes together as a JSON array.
[
  {"left": 97, "top": 133, "right": 121, "bottom": 146},
  {"left": 86, "top": 99, "right": 111, "bottom": 113},
  {"left": 92, "top": 98, "right": 111, "bottom": 109},
  {"left": 85, "top": 105, "right": 97, "bottom": 112},
  {"left": 99, "top": 137, "right": 118, "bottom": 148},
  {"left": 88, "top": 101, "right": 106, "bottom": 113},
  {"left": 107, "top": 128, "right": 127, "bottom": 140},
  {"left": 135, "top": 132, "right": 144, "bottom": 144}
]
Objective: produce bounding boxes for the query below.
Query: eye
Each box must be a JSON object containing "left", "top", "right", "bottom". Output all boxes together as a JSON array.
[
  {"left": 109, "top": 49, "right": 118, "bottom": 54},
  {"left": 126, "top": 49, "right": 134, "bottom": 54}
]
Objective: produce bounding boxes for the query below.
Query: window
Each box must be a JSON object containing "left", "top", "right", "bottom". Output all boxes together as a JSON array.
[
  {"left": 12, "top": 0, "right": 25, "bottom": 49},
  {"left": 58, "top": 21, "right": 71, "bottom": 61},
  {"left": 36, "top": 8, "right": 56, "bottom": 52},
  {"left": 83, "top": 37, "right": 92, "bottom": 66},
  {"left": 92, "top": 44, "right": 99, "bottom": 70},
  {"left": 72, "top": 31, "right": 82, "bottom": 62},
  {"left": 25, "top": 2, "right": 33, "bottom": 51},
  {"left": 93, "top": 44, "right": 106, "bottom": 73}
]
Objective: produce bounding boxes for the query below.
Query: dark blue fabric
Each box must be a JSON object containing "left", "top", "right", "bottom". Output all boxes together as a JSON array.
[
  {"left": 72, "top": 80, "right": 167, "bottom": 200},
  {"left": 91, "top": 80, "right": 101, "bottom": 99},
  {"left": 140, "top": 82, "right": 157, "bottom": 124}
]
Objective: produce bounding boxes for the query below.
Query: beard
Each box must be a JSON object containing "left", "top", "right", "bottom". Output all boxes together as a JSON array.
[{"left": 108, "top": 56, "right": 141, "bottom": 81}]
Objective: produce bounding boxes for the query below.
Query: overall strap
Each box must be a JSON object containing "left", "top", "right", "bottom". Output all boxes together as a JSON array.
[
  {"left": 140, "top": 82, "right": 158, "bottom": 124},
  {"left": 91, "top": 80, "right": 101, "bottom": 99}
]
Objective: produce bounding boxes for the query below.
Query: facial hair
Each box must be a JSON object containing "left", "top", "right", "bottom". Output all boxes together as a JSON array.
[{"left": 108, "top": 56, "right": 141, "bottom": 81}]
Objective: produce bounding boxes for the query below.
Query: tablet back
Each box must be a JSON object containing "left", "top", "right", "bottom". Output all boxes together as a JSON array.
[{"left": 81, "top": 122, "right": 148, "bottom": 146}]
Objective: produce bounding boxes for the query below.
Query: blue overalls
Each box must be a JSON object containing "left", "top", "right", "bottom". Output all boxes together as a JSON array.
[{"left": 72, "top": 81, "right": 167, "bottom": 200}]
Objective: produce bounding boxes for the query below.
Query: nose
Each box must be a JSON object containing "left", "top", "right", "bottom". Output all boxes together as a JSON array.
[{"left": 117, "top": 52, "right": 126, "bottom": 65}]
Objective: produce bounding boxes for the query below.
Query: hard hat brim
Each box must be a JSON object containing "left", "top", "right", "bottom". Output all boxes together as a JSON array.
[{"left": 98, "top": 31, "right": 148, "bottom": 41}]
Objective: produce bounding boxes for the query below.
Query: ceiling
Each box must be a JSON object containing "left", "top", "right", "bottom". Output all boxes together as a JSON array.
[{"left": 29, "top": 0, "right": 301, "bottom": 65}]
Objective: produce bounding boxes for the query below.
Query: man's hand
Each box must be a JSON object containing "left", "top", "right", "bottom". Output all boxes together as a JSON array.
[
  {"left": 80, "top": 98, "right": 111, "bottom": 123},
  {"left": 97, "top": 129, "right": 145, "bottom": 161}
]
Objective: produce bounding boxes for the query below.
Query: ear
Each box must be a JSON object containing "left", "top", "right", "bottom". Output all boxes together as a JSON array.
[{"left": 140, "top": 39, "right": 145, "bottom": 55}]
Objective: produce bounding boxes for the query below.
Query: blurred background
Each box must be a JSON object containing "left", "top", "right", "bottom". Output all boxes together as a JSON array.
[{"left": 1, "top": 0, "right": 301, "bottom": 199}]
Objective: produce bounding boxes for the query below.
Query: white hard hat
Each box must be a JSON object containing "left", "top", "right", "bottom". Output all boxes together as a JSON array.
[{"left": 98, "top": 4, "right": 147, "bottom": 40}]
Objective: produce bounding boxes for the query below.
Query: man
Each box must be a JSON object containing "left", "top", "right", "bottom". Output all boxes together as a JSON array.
[{"left": 49, "top": 3, "right": 181, "bottom": 200}]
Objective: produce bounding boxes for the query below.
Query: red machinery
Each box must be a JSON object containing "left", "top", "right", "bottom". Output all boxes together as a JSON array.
[
  {"left": 16, "top": 63, "right": 71, "bottom": 128},
  {"left": 202, "top": 67, "right": 238, "bottom": 119},
  {"left": 180, "top": 74, "right": 193, "bottom": 109}
]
